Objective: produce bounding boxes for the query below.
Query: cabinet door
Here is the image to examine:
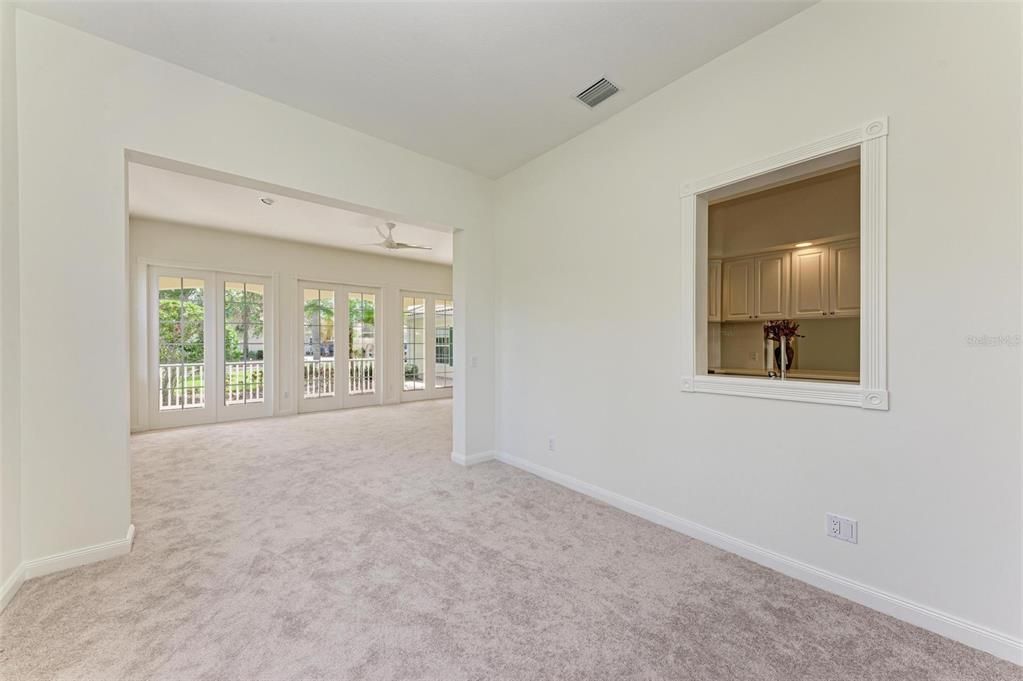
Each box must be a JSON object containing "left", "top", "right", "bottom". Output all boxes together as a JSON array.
[
  {"left": 708, "top": 259, "right": 722, "bottom": 322},
  {"left": 829, "top": 240, "right": 860, "bottom": 317},
  {"left": 722, "top": 258, "right": 755, "bottom": 321},
  {"left": 791, "top": 247, "right": 829, "bottom": 318},
  {"left": 754, "top": 253, "right": 789, "bottom": 319}
]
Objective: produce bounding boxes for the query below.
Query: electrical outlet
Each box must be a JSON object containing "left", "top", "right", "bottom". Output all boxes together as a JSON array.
[
  {"left": 749, "top": 351, "right": 758, "bottom": 361},
  {"left": 827, "top": 513, "right": 858, "bottom": 544},
  {"left": 471, "top": 355, "right": 479, "bottom": 369},
  {"left": 547, "top": 436, "right": 556, "bottom": 453}
]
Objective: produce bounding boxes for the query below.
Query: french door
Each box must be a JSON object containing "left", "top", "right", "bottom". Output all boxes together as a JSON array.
[
  {"left": 401, "top": 292, "right": 454, "bottom": 402},
  {"left": 148, "top": 267, "right": 273, "bottom": 428},
  {"left": 299, "top": 282, "right": 380, "bottom": 413},
  {"left": 217, "top": 275, "right": 274, "bottom": 422}
]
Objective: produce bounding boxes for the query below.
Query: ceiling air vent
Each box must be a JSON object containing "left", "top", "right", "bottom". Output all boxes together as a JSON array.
[{"left": 576, "top": 77, "right": 619, "bottom": 108}]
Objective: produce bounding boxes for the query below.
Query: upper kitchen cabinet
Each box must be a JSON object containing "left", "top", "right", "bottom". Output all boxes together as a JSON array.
[
  {"left": 708, "top": 259, "right": 722, "bottom": 322},
  {"left": 754, "top": 252, "right": 789, "bottom": 319},
  {"left": 722, "top": 258, "right": 755, "bottom": 321},
  {"left": 791, "top": 241, "right": 860, "bottom": 318},
  {"left": 791, "top": 246, "right": 830, "bottom": 318},
  {"left": 829, "top": 239, "right": 860, "bottom": 317}
]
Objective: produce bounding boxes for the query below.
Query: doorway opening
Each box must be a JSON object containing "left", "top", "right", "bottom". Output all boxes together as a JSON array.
[{"left": 127, "top": 156, "right": 457, "bottom": 434}]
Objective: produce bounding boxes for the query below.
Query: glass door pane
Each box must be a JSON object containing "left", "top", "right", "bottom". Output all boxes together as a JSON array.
[
  {"left": 434, "top": 298, "right": 454, "bottom": 389},
  {"left": 224, "top": 281, "right": 265, "bottom": 405},
  {"left": 303, "top": 288, "right": 336, "bottom": 399},
  {"left": 157, "top": 276, "right": 206, "bottom": 410},
  {"left": 348, "top": 292, "right": 376, "bottom": 395},
  {"left": 402, "top": 296, "right": 425, "bottom": 391}
]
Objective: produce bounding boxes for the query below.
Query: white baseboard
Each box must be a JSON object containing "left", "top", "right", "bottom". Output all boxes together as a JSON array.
[
  {"left": 1, "top": 524, "right": 136, "bottom": 613},
  {"left": 451, "top": 450, "right": 497, "bottom": 466},
  {"left": 496, "top": 452, "right": 1022, "bottom": 666},
  {"left": 7, "top": 524, "right": 136, "bottom": 601},
  {"left": 0, "top": 563, "right": 25, "bottom": 611}
]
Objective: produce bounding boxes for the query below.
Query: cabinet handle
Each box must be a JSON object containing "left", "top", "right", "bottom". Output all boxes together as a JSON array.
[{"left": 821, "top": 312, "right": 827, "bottom": 316}]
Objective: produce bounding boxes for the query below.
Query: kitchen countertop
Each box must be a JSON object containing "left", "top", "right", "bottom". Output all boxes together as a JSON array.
[{"left": 707, "top": 367, "right": 859, "bottom": 383}]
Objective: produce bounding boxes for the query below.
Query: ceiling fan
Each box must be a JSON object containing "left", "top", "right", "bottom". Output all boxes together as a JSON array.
[{"left": 369, "top": 222, "right": 432, "bottom": 251}]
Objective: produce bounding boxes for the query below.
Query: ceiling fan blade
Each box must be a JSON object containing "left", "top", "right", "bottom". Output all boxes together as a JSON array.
[{"left": 393, "top": 242, "right": 432, "bottom": 250}]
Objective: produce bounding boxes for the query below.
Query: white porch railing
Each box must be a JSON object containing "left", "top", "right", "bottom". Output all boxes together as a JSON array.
[
  {"left": 304, "top": 358, "right": 375, "bottom": 397},
  {"left": 159, "top": 362, "right": 264, "bottom": 409},
  {"left": 160, "top": 358, "right": 373, "bottom": 409},
  {"left": 349, "top": 357, "right": 374, "bottom": 395},
  {"left": 304, "top": 359, "right": 335, "bottom": 397},
  {"left": 225, "top": 362, "right": 264, "bottom": 405},
  {"left": 159, "top": 363, "right": 206, "bottom": 410}
]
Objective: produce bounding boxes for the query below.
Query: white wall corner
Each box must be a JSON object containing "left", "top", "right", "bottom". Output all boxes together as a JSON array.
[
  {"left": 0, "top": 562, "right": 25, "bottom": 612},
  {"left": 451, "top": 450, "right": 497, "bottom": 466},
  {"left": 494, "top": 452, "right": 1022, "bottom": 665}
]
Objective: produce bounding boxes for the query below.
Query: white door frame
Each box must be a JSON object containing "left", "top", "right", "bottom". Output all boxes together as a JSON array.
[
  {"left": 298, "top": 281, "right": 383, "bottom": 414},
  {"left": 216, "top": 273, "right": 275, "bottom": 422},
  {"left": 147, "top": 266, "right": 217, "bottom": 429},
  {"left": 400, "top": 290, "right": 454, "bottom": 402}
]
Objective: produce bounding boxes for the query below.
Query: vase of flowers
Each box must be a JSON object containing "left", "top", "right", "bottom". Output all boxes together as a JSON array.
[{"left": 763, "top": 319, "right": 804, "bottom": 373}]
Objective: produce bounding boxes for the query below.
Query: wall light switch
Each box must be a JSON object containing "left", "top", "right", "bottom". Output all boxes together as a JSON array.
[{"left": 827, "top": 513, "right": 858, "bottom": 544}]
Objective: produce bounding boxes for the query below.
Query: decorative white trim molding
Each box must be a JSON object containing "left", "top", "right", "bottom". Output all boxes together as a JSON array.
[
  {"left": 22, "top": 524, "right": 136, "bottom": 581},
  {"left": 451, "top": 450, "right": 497, "bottom": 466},
  {"left": 495, "top": 452, "right": 1022, "bottom": 665},
  {"left": 0, "top": 563, "right": 25, "bottom": 612},
  {"left": 681, "top": 117, "right": 889, "bottom": 410}
]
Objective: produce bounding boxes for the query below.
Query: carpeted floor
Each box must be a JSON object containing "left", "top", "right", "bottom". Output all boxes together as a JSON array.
[{"left": 0, "top": 400, "right": 1018, "bottom": 680}]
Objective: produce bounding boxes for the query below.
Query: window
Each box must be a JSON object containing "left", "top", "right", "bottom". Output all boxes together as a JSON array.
[
  {"left": 157, "top": 276, "right": 205, "bottom": 410},
  {"left": 434, "top": 298, "right": 454, "bottom": 389},
  {"left": 681, "top": 117, "right": 889, "bottom": 409},
  {"left": 224, "top": 281, "right": 265, "bottom": 405},
  {"left": 707, "top": 164, "right": 860, "bottom": 384},
  {"left": 403, "top": 296, "right": 426, "bottom": 391},
  {"left": 303, "top": 288, "right": 336, "bottom": 398},
  {"left": 348, "top": 292, "right": 376, "bottom": 395}
]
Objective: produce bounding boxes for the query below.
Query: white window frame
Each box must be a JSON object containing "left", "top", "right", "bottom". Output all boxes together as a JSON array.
[{"left": 680, "top": 117, "right": 889, "bottom": 410}]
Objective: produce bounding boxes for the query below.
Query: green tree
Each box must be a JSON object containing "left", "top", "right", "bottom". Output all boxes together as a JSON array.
[
  {"left": 348, "top": 296, "right": 375, "bottom": 357},
  {"left": 159, "top": 287, "right": 241, "bottom": 364}
]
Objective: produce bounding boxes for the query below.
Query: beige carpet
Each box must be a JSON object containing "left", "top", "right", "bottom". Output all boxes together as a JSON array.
[{"left": 0, "top": 400, "right": 1017, "bottom": 680}]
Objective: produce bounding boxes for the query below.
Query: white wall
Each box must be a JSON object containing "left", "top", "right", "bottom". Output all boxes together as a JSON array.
[
  {"left": 129, "top": 218, "right": 452, "bottom": 427},
  {"left": 11, "top": 10, "right": 494, "bottom": 570},
  {"left": 0, "top": 1, "right": 23, "bottom": 596},
  {"left": 495, "top": 0, "right": 1021, "bottom": 653}
]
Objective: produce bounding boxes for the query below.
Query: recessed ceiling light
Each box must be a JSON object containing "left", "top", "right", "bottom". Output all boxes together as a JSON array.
[
  {"left": 259, "top": 197, "right": 275, "bottom": 206},
  {"left": 794, "top": 241, "right": 813, "bottom": 247}
]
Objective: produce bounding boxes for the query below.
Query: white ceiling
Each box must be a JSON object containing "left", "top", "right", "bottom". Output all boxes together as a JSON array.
[
  {"left": 25, "top": 1, "right": 812, "bottom": 178},
  {"left": 128, "top": 162, "right": 453, "bottom": 265}
]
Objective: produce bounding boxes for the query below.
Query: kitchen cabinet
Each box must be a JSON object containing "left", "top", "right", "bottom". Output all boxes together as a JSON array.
[
  {"left": 754, "top": 252, "right": 789, "bottom": 319},
  {"left": 708, "top": 259, "right": 722, "bottom": 322},
  {"left": 722, "top": 258, "right": 754, "bottom": 321},
  {"left": 791, "top": 246, "right": 829, "bottom": 318},
  {"left": 722, "top": 254, "right": 789, "bottom": 321},
  {"left": 829, "top": 239, "right": 860, "bottom": 317},
  {"left": 716, "top": 239, "right": 859, "bottom": 322}
]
